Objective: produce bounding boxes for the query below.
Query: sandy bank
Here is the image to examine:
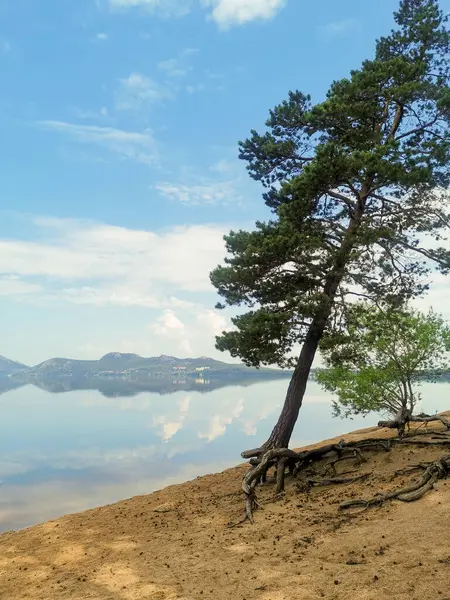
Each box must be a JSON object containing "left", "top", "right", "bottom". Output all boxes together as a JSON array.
[{"left": 1, "top": 419, "right": 450, "bottom": 600}]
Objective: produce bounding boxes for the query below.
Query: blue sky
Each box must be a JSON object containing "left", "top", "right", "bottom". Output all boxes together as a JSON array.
[{"left": 1, "top": 0, "right": 449, "bottom": 365}]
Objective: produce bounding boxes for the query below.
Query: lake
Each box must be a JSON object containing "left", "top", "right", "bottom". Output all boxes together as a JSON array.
[{"left": 1, "top": 379, "right": 449, "bottom": 532}]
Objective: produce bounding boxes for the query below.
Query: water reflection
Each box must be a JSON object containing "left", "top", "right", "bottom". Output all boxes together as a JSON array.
[{"left": 0, "top": 380, "right": 448, "bottom": 532}]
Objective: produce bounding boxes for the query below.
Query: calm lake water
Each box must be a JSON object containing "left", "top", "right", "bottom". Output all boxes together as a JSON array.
[{"left": 1, "top": 379, "right": 449, "bottom": 532}]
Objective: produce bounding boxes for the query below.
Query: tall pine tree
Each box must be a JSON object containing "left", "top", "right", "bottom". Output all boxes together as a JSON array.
[{"left": 211, "top": 0, "right": 450, "bottom": 451}]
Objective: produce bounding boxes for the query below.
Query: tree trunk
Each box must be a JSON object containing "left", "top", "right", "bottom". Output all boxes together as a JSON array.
[
  {"left": 261, "top": 191, "right": 368, "bottom": 450},
  {"left": 263, "top": 320, "right": 324, "bottom": 449}
]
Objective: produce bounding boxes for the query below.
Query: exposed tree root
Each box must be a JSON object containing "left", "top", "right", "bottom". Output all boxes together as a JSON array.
[
  {"left": 238, "top": 432, "right": 450, "bottom": 524},
  {"left": 306, "top": 473, "right": 371, "bottom": 486},
  {"left": 378, "top": 413, "right": 450, "bottom": 436},
  {"left": 340, "top": 454, "right": 450, "bottom": 510}
]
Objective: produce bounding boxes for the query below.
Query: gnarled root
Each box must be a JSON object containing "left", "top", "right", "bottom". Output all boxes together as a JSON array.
[
  {"left": 339, "top": 454, "right": 450, "bottom": 511},
  {"left": 238, "top": 433, "right": 450, "bottom": 524},
  {"left": 239, "top": 439, "right": 393, "bottom": 524},
  {"left": 378, "top": 413, "right": 450, "bottom": 436}
]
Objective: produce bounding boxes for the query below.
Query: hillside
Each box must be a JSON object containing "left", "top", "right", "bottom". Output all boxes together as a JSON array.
[
  {"left": 0, "top": 355, "right": 29, "bottom": 375},
  {"left": 3, "top": 353, "right": 292, "bottom": 389},
  {"left": 1, "top": 419, "right": 449, "bottom": 599}
]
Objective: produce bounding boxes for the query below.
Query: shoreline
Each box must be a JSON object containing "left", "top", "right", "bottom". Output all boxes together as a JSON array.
[{"left": 1, "top": 418, "right": 449, "bottom": 600}]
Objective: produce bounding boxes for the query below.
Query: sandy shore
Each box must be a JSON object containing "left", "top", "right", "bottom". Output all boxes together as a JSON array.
[{"left": 1, "top": 420, "right": 449, "bottom": 600}]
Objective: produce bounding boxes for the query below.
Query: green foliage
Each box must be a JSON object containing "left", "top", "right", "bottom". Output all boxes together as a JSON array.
[
  {"left": 211, "top": 0, "right": 450, "bottom": 369},
  {"left": 317, "top": 304, "right": 450, "bottom": 418}
]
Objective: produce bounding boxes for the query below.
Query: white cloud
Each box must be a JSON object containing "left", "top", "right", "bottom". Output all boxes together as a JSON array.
[
  {"left": 318, "top": 18, "right": 361, "bottom": 40},
  {"left": 0, "top": 277, "right": 43, "bottom": 296},
  {"left": 202, "top": 0, "right": 286, "bottom": 27},
  {"left": 37, "top": 121, "right": 158, "bottom": 165},
  {"left": 152, "top": 310, "right": 193, "bottom": 354},
  {"left": 105, "top": 0, "right": 285, "bottom": 27},
  {"left": 0, "top": 216, "right": 227, "bottom": 306},
  {"left": 158, "top": 48, "right": 198, "bottom": 79},
  {"left": 150, "top": 308, "right": 230, "bottom": 356},
  {"left": 0, "top": 215, "right": 238, "bottom": 362},
  {"left": 115, "top": 72, "right": 172, "bottom": 111},
  {"left": 107, "top": 0, "right": 192, "bottom": 17},
  {"left": 155, "top": 180, "right": 240, "bottom": 206},
  {"left": 72, "top": 106, "right": 109, "bottom": 120},
  {"left": 95, "top": 32, "right": 109, "bottom": 41}
]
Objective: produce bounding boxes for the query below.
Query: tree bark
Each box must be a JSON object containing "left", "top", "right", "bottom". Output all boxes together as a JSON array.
[
  {"left": 263, "top": 320, "right": 324, "bottom": 448},
  {"left": 261, "top": 192, "right": 368, "bottom": 450}
]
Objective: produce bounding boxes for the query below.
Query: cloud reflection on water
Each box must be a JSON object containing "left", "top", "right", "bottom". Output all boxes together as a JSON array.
[{"left": 1, "top": 380, "right": 448, "bottom": 531}]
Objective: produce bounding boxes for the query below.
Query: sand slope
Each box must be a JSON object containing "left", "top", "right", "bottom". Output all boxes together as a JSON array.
[{"left": 1, "top": 420, "right": 450, "bottom": 600}]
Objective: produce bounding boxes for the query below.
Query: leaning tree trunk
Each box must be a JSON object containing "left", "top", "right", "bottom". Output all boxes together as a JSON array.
[
  {"left": 263, "top": 319, "right": 325, "bottom": 449},
  {"left": 257, "top": 192, "right": 368, "bottom": 452}
]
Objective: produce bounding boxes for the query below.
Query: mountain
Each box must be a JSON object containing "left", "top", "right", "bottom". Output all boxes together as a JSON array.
[
  {"left": 0, "top": 356, "right": 29, "bottom": 376},
  {"left": 3, "top": 352, "right": 291, "bottom": 386}
]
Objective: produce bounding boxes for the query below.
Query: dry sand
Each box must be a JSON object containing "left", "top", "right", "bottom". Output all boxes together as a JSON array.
[{"left": 1, "top": 419, "right": 450, "bottom": 600}]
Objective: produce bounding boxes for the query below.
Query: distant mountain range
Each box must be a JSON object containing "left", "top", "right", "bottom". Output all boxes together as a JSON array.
[
  {"left": 0, "top": 353, "right": 293, "bottom": 397},
  {"left": 0, "top": 356, "right": 30, "bottom": 375}
]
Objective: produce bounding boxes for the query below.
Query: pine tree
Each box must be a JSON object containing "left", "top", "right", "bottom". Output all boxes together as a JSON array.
[{"left": 210, "top": 0, "right": 450, "bottom": 451}]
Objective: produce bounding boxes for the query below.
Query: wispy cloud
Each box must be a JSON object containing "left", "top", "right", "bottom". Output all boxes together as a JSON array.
[
  {"left": 155, "top": 180, "right": 240, "bottom": 206},
  {"left": 318, "top": 18, "right": 361, "bottom": 41},
  {"left": 37, "top": 121, "right": 158, "bottom": 165},
  {"left": 95, "top": 32, "right": 109, "bottom": 41},
  {"left": 107, "top": 0, "right": 192, "bottom": 17},
  {"left": 158, "top": 48, "right": 199, "bottom": 79},
  {"left": 115, "top": 72, "right": 172, "bottom": 111},
  {"left": 210, "top": 158, "right": 234, "bottom": 173},
  {"left": 71, "top": 106, "right": 109, "bottom": 120}
]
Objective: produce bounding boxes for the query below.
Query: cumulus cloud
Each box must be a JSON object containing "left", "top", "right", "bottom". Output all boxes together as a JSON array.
[
  {"left": 149, "top": 308, "right": 231, "bottom": 357},
  {"left": 37, "top": 121, "right": 159, "bottom": 165},
  {"left": 0, "top": 216, "right": 228, "bottom": 306},
  {"left": 202, "top": 0, "right": 286, "bottom": 28},
  {"left": 0, "top": 214, "right": 238, "bottom": 362}
]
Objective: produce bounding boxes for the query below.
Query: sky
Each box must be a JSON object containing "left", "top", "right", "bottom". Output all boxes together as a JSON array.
[{"left": 1, "top": 0, "right": 450, "bottom": 366}]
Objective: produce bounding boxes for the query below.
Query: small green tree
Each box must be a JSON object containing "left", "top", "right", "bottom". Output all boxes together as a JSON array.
[
  {"left": 211, "top": 0, "right": 450, "bottom": 451},
  {"left": 317, "top": 304, "right": 450, "bottom": 435}
]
